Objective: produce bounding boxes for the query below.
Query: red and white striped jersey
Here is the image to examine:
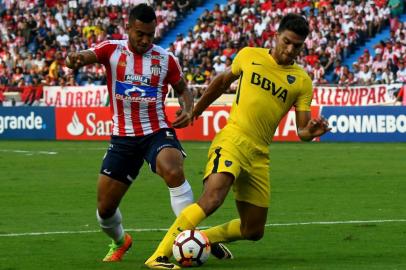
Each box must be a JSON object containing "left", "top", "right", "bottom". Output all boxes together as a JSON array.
[{"left": 90, "top": 40, "right": 182, "bottom": 137}]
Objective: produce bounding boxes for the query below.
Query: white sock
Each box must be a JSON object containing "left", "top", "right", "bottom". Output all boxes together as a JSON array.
[
  {"left": 169, "top": 180, "right": 194, "bottom": 216},
  {"left": 96, "top": 208, "right": 125, "bottom": 243}
]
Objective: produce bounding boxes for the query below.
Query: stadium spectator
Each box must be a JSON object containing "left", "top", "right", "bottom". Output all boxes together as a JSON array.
[
  {"left": 388, "top": 0, "right": 404, "bottom": 18},
  {"left": 212, "top": 55, "right": 226, "bottom": 73},
  {"left": 395, "top": 60, "right": 406, "bottom": 83},
  {"left": 371, "top": 52, "right": 387, "bottom": 73},
  {"left": 145, "top": 14, "right": 331, "bottom": 270},
  {"left": 358, "top": 65, "right": 373, "bottom": 85},
  {"left": 374, "top": 68, "right": 384, "bottom": 84},
  {"left": 177, "top": 0, "right": 191, "bottom": 16},
  {"left": 382, "top": 66, "right": 396, "bottom": 84},
  {"left": 65, "top": 4, "right": 196, "bottom": 263},
  {"left": 0, "top": 88, "right": 3, "bottom": 106}
]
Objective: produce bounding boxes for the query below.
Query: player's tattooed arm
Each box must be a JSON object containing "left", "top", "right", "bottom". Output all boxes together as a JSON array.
[
  {"left": 66, "top": 50, "right": 98, "bottom": 70},
  {"left": 172, "top": 78, "right": 194, "bottom": 128},
  {"left": 193, "top": 69, "right": 239, "bottom": 118}
]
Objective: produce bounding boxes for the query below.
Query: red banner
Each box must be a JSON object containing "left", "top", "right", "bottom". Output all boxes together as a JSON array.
[
  {"left": 312, "top": 84, "right": 398, "bottom": 106},
  {"left": 44, "top": 86, "right": 109, "bottom": 107},
  {"left": 55, "top": 107, "right": 111, "bottom": 140},
  {"left": 55, "top": 106, "right": 320, "bottom": 142}
]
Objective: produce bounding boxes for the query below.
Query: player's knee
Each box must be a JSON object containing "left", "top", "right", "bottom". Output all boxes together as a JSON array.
[
  {"left": 241, "top": 227, "right": 264, "bottom": 241},
  {"left": 161, "top": 166, "right": 185, "bottom": 186}
]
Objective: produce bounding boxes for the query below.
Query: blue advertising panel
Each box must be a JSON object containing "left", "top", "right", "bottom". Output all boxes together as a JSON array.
[
  {"left": 0, "top": 107, "right": 56, "bottom": 139},
  {"left": 320, "top": 106, "right": 406, "bottom": 142}
]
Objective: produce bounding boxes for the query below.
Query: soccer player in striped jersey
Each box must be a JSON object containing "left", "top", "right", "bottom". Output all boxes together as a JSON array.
[
  {"left": 66, "top": 4, "right": 194, "bottom": 262},
  {"left": 145, "top": 13, "right": 331, "bottom": 269}
]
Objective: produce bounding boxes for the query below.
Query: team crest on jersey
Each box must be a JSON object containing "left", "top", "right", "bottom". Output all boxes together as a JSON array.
[
  {"left": 150, "top": 64, "right": 161, "bottom": 76},
  {"left": 118, "top": 61, "right": 126, "bottom": 67},
  {"left": 287, "top": 75, "right": 296, "bottom": 84},
  {"left": 225, "top": 160, "right": 233, "bottom": 167}
]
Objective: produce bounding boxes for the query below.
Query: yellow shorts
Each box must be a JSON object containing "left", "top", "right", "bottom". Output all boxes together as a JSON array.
[{"left": 203, "top": 125, "right": 270, "bottom": 208}]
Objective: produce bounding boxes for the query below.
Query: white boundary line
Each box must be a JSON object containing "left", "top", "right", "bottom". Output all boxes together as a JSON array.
[
  {"left": 1, "top": 219, "right": 406, "bottom": 237},
  {"left": 0, "top": 149, "right": 58, "bottom": 155}
]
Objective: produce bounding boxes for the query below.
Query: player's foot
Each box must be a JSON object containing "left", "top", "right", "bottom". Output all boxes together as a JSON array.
[
  {"left": 145, "top": 256, "right": 181, "bottom": 269},
  {"left": 210, "top": 243, "right": 234, "bottom": 259},
  {"left": 103, "top": 233, "right": 133, "bottom": 262}
]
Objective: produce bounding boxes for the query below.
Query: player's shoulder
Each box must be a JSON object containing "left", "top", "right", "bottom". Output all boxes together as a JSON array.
[
  {"left": 290, "top": 62, "right": 310, "bottom": 78},
  {"left": 238, "top": 46, "right": 268, "bottom": 56},
  {"left": 235, "top": 47, "right": 268, "bottom": 66},
  {"left": 291, "top": 63, "right": 313, "bottom": 88},
  {"left": 151, "top": 44, "right": 172, "bottom": 56},
  {"left": 93, "top": 39, "right": 125, "bottom": 50}
]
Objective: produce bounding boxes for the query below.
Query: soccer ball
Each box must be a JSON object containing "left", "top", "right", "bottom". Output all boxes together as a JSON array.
[{"left": 172, "top": 229, "right": 211, "bottom": 267}]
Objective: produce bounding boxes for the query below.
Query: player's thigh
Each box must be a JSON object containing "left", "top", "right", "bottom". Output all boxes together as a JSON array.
[
  {"left": 155, "top": 147, "right": 185, "bottom": 185},
  {"left": 233, "top": 152, "right": 270, "bottom": 208},
  {"left": 203, "top": 133, "right": 245, "bottom": 182},
  {"left": 145, "top": 129, "right": 186, "bottom": 182},
  {"left": 100, "top": 136, "right": 145, "bottom": 185},
  {"left": 236, "top": 200, "right": 268, "bottom": 240}
]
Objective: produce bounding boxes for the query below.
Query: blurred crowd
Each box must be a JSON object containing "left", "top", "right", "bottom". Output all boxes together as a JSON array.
[
  {"left": 0, "top": 0, "right": 404, "bottom": 105},
  {"left": 171, "top": 0, "right": 405, "bottom": 99},
  {"left": 0, "top": 0, "right": 198, "bottom": 92},
  {"left": 333, "top": 16, "right": 405, "bottom": 86}
]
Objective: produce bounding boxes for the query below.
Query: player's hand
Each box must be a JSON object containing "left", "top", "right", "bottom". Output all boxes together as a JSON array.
[
  {"left": 66, "top": 52, "right": 85, "bottom": 69},
  {"left": 192, "top": 108, "right": 202, "bottom": 121},
  {"left": 172, "top": 109, "right": 193, "bottom": 129},
  {"left": 306, "top": 116, "right": 331, "bottom": 137}
]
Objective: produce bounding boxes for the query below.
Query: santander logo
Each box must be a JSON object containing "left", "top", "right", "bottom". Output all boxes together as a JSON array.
[{"left": 67, "top": 111, "right": 85, "bottom": 136}]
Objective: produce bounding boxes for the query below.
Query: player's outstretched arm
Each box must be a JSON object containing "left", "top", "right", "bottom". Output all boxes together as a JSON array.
[
  {"left": 66, "top": 50, "right": 98, "bottom": 70},
  {"left": 296, "top": 111, "right": 331, "bottom": 141},
  {"left": 193, "top": 69, "right": 239, "bottom": 118},
  {"left": 172, "top": 78, "right": 194, "bottom": 128}
]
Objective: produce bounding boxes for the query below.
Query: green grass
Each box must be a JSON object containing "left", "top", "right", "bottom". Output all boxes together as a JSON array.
[{"left": 0, "top": 141, "right": 405, "bottom": 270}]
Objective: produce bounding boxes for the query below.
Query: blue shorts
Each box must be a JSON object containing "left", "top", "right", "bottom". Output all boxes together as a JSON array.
[{"left": 100, "top": 128, "right": 186, "bottom": 185}]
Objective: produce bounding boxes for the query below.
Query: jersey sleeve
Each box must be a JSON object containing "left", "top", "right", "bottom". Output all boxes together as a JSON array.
[
  {"left": 89, "top": 40, "right": 116, "bottom": 66},
  {"left": 231, "top": 47, "right": 248, "bottom": 76},
  {"left": 166, "top": 53, "right": 183, "bottom": 86},
  {"left": 294, "top": 75, "right": 313, "bottom": 111}
]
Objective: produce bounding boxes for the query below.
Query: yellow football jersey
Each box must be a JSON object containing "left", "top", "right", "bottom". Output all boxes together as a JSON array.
[{"left": 228, "top": 47, "right": 313, "bottom": 145}]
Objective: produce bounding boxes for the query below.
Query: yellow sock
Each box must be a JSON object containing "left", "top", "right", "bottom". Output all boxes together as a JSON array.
[
  {"left": 147, "top": 203, "right": 206, "bottom": 262},
  {"left": 203, "top": 219, "right": 242, "bottom": 244}
]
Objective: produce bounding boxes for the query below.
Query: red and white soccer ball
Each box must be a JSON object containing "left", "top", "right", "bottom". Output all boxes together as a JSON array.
[{"left": 172, "top": 229, "right": 211, "bottom": 267}]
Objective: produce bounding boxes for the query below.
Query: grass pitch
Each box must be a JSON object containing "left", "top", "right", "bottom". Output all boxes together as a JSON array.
[{"left": 0, "top": 141, "right": 405, "bottom": 270}]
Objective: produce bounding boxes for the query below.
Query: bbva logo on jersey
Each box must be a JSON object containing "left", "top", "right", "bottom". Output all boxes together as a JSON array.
[{"left": 250, "top": 72, "right": 288, "bottom": 102}]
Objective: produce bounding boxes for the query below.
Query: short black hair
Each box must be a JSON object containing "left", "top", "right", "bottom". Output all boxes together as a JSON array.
[
  {"left": 278, "top": 13, "right": 309, "bottom": 38},
  {"left": 129, "top": 4, "right": 156, "bottom": 24}
]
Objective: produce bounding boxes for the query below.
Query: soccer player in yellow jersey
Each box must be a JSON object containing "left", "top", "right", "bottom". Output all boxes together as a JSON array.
[{"left": 145, "top": 13, "right": 331, "bottom": 269}]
